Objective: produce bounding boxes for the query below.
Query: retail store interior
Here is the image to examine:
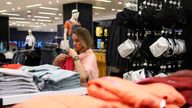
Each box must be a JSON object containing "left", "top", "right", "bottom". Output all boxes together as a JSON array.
[{"left": 0, "top": 0, "right": 192, "bottom": 108}]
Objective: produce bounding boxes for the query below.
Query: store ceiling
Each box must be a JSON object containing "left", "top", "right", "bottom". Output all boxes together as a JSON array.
[{"left": 0, "top": 0, "right": 133, "bottom": 32}]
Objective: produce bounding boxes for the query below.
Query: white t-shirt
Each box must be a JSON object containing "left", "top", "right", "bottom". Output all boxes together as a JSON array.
[{"left": 25, "top": 35, "right": 36, "bottom": 47}]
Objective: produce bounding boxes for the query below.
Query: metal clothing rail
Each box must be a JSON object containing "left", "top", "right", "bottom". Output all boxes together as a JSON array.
[{"left": 0, "top": 87, "right": 87, "bottom": 107}]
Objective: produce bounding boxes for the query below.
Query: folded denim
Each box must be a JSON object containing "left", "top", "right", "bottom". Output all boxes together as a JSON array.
[
  {"left": 20, "top": 64, "right": 60, "bottom": 72},
  {"left": 0, "top": 89, "right": 39, "bottom": 96},
  {"left": 0, "top": 68, "right": 33, "bottom": 78},
  {"left": 0, "top": 76, "right": 33, "bottom": 83}
]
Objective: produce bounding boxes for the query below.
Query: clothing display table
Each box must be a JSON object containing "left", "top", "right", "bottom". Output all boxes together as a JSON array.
[{"left": 1, "top": 87, "right": 87, "bottom": 107}]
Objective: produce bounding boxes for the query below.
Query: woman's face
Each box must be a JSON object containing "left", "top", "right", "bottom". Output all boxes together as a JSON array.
[{"left": 72, "top": 33, "right": 83, "bottom": 51}]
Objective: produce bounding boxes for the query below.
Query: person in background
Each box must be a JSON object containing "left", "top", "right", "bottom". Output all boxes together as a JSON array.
[{"left": 53, "top": 27, "right": 99, "bottom": 83}]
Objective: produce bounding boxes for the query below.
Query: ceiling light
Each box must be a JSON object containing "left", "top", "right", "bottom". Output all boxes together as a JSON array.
[
  {"left": 27, "top": 15, "right": 32, "bottom": 17},
  {"left": 32, "top": 19, "right": 36, "bottom": 21},
  {"left": 12, "top": 22, "right": 16, "bottom": 25},
  {"left": 36, "top": 22, "right": 39, "bottom": 24},
  {"left": 17, "top": 24, "right": 21, "bottom": 26},
  {"left": 16, "top": 21, "right": 30, "bottom": 24},
  {"left": 22, "top": 24, "right": 25, "bottom": 27},
  {"left": 26, "top": 4, "right": 42, "bottom": 8},
  {"left": 6, "top": 2, "right": 12, "bottom": 5},
  {"left": 37, "top": 19, "right": 52, "bottom": 22},
  {"left": 1, "top": 13, "right": 20, "bottom": 16},
  {"left": 10, "top": 17, "right": 25, "bottom": 20},
  {"left": 95, "top": 0, "right": 111, "bottom": 3},
  {"left": 111, "top": 8, "right": 115, "bottom": 11},
  {"left": 0, "top": 10, "right": 7, "bottom": 13},
  {"left": 29, "top": 25, "right": 42, "bottom": 28},
  {"left": 40, "top": 22, "right": 44, "bottom": 25},
  {"left": 17, "top": 7, "right": 21, "bottom": 10},
  {"left": 94, "top": 13, "right": 99, "bottom": 15},
  {"left": 93, "top": 6, "right": 106, "bottom": 10},
  {"left": 12, "top": 8, "right": 15, "bottom": 11},
  {"left": 117, "top": 9, "right": 123, "bottom": 12},
  {"left": 39, "top": 12, "right": 56, "bottom": 15},
  {"left": 56, "top": 0, "right": 59, "bottom": 3},
  {"left": 9, "top": 24, "right": 12, "bottom": 26},
  {"left": 54, "top": 17, "right": 60, "bottom": 19},
  {"left": 58, "top": 13, "right": 62, "bottom": 16},
  {"left": 27, "top": 10, "right": 31, "bottom": 13},
  {"left": 50, "top": 29, "right": 54, "bottom": 31},
  {"left": 118, "top": 2, "right": 122, "bottom": 4},
  {"left": 39, "top": 7, "right": 59, "bottom": 11},
  {"left": 49, "top": 2, "right": 52, "bottom": 4},
  {"left": 43, "top": 24, "right": 46, "bottom": 27},
  {"left": 34, "top": 16, "right": 50, "bottom": 19}
]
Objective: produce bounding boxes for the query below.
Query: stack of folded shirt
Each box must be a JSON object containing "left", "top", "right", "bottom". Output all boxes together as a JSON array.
[
  {"left": 20, "top": 64, "right": 80, "bottom": 91},
  {"left": 0, "top": 68, "right": 39, "bottom": 96}
]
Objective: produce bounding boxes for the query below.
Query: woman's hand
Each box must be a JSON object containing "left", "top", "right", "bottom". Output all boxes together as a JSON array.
[
  {"left": 68, "top": 48, "right": 78, "bottom": 57},
  {"left": 53, "top": 54, "right": 68, "bottom": 66}
]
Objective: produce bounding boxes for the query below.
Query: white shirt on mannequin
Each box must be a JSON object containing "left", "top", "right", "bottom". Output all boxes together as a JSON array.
[{"left": 25, "top": 30, "right": 36, "bottom": 49}]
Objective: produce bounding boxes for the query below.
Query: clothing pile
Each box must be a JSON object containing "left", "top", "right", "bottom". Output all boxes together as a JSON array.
[
  {"left": 138, "top": 69, "right": 192, "bottom": 107},
  {"left": 87, "top": 77, "right": 186, "bottom": 108},
  {"left": 20, "top": 64, "right": 80, "bottom": 91},
  {"left": 0, "top": 68, "right": 39, "bottom": 96},
  {"left": 12, "top": 76, "right": 187, "bottom": 108}
]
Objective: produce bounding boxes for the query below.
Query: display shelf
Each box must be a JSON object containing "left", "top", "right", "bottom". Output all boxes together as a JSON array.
[{"left": 1, "top": 87, "right": 87, "bottom": 107}]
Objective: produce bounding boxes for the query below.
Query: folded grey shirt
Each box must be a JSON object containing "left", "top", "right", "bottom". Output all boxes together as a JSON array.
[
  {"left": 0, "top": 68, "right": 33, "bottom": 78},
  {"left": 20, "top": 64, "right": 60, "bottom": 72}
]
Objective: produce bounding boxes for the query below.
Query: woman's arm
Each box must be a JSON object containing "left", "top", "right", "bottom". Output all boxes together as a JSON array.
[
  {"left": 68, "top": 49, "right": 88, "bottom": 82},
  {"left": 53, "top": 54, "right": 68, "bottom": 66}
]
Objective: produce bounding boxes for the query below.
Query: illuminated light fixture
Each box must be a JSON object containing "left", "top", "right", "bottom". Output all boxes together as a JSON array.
[
  {"left": 17, "top": 7, "right": 21, "bottom": 10},
  {"left": 58, "top": 13, "right": 62, "bottom": 16},
  {"left": 117, "top": 9, "right": 123, "bottom": 12},
  {"left": 39, "top": 12, "right": 56, "bottom": 15},
  {"left": 43, "top": 24, "right": 46, "bottom": 27},
  {"left": 96, "top": 0, "right": 111, "bottom": 3},
  {"left": 111, "top": 8, "right": 115, "bottom": 11},
  {"left": 29, "top": 25, "right": 42, "bottom": 28},
  {"left": 39, "top": 7, "right": 59, "bottom": 11},
  {"left": 16, "top": 21, "right": 30, "bottom": 24},
  {"left": 49, "top": 2, "right": 52, "bottom": 4},
  {"left": 26, "top": 4, "right": 42, "bottom": 8},
  {"left": 9, "top": 24, "right": 12, "bottom": 26},
  {"left": 37, "top": 19, "right": 52, "bottom": 22},
  {"left": 118, "top": 2, "right": 122, "bottom": 4},
  {"left": 56, "top": 0, "right": 59, "bottom": 3},
  {"left": 17, "top": 24, "right": 21, "bottom": 26},
  {"left": 50, "top": 29, "right": 54, "bottom": 31},
  {"left": 27, "top": 10, "right": 31, "bottom": 13},
  {"left": 22, "top": 24, "right": 25, "bottom": 27},
  {"left": 10, "top": 17, "right": 25, "bottom": 20},
  {"left": 94, "top": 13, "right": 99, "bottom": 15},
  {"left": 40, "top": 22, "right": 43, "bottom": 25},
  {"left": 12, "top": 8, "right": 15, "bottom": 11},
  {"left": 1, "top": 13, "right": 20, "bottom": 16},
  {"left": 93, "top": 6, "right": 106, "bottom": 10},
  {"left": 34, "top": 16, "right": 50, "bottom": 19},
  {"left": 27, "top": 14, "right": 32, "bottom": 17},
  {"left": 6, "top": 2, "right": 12, "bottom": 5},
  {"left": 36, "top": 22, "right": 39, "bottom": 24},
  {"left": 54, "top": 17, "right": 60, "bottom": 19},
  {"left": 32, "top": 19, "right": 36, "bottom": 21},
  {"left": 0, "top": 10, "right": 7, "bottom": 13},
  {"left": 12, "top": 22, "right": 16, "bottom": 25}
]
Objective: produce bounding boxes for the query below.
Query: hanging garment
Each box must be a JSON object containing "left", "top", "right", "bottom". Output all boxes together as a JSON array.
[
  {"left": 60, "top": 57, "right": 74, "bottom": 71},
  {"left": 88, "top": 77, "right": 186, "bottom": 108}
]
